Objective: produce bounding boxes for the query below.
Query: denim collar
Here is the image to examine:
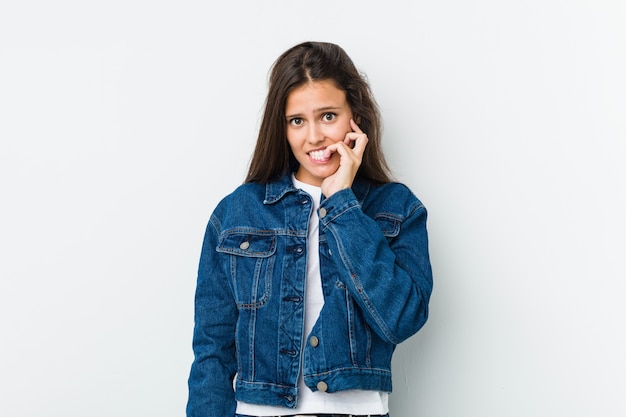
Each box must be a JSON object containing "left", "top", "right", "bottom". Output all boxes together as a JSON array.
[{"left": 264, "top": 173, "right": 370, "bottom": 205}]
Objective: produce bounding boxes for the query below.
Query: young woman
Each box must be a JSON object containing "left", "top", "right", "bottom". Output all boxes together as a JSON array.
[{"left": 187, "top": 41, "right": 433, "bottom": 417}]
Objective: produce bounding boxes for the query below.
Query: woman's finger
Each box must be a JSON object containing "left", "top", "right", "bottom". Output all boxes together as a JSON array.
[{"left": 350, "top": 118, "right": 363, "bottom": 133}]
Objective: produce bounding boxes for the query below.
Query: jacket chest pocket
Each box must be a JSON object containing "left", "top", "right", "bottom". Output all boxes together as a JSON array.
[{"left": 217, "top": 232, "right": 276, "bottom": 309}]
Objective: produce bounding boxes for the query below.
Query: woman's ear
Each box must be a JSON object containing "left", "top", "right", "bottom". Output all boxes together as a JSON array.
[{"left": 353, "top": 114, "right": 362, "bottom": 124}]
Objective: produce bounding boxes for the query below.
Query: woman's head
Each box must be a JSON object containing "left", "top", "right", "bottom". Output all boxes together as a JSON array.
[{"left": 246, "top": 41, "right": 391, "bottom": 184}]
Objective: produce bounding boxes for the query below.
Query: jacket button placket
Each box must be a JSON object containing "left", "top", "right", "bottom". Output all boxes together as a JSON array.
[{"left": 278, "top": 192, "right": 311, "bottom": 396}]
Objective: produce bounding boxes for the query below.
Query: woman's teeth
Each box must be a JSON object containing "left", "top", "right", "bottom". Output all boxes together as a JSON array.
[{"left": 309, "top": 150, "right": 330, "bottom": 161}]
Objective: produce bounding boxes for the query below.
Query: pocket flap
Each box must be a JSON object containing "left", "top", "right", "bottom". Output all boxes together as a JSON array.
[{"left": 217, "top": 232, "right": 277, "bottom": 257}]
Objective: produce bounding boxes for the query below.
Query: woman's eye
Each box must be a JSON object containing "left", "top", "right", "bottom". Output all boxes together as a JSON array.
[
  {"left": 289, "top": 118, "right": 303, "bottom": 126},
  {"left": 322, "top": 113, "right": 336, "bottom": 122}
]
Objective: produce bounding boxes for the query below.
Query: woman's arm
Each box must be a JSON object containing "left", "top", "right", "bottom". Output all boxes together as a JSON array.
[
  {"left": 319, "top": 186, "right": 433, "bottom": 345},
  {"left": 187, "top": 215, "right": 238, "bottom": 417}
]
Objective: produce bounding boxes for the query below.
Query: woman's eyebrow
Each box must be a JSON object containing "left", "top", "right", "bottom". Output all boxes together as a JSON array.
[{"left": 285, "top": 106, "right": 342, "bottom": 119}]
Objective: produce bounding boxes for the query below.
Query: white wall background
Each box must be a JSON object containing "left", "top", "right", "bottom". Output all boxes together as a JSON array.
[{"left": 1, "top": 1, "right": 625, "bottom": 416}]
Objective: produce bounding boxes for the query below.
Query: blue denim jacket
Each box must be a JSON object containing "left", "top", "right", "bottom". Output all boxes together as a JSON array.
[{"left": 187, "top": 174, "right": 433, "bottom": 417}]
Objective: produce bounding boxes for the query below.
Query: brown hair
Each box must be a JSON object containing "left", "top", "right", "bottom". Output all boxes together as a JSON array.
[{"left": 245, "top": 41, "right": 392, "bottom": 184}]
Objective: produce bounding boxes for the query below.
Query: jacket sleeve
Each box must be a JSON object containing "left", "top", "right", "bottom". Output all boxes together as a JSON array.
[
  {"left": 319, "top": 186, "right": 433, "bottom": 345},
  {"left": 187, "top": 214, "right": 238, "bottom": 417}
]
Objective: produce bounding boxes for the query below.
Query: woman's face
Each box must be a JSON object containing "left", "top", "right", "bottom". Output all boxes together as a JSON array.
[{"left": 285, "top": 80, "right": 354, "bottom": 186}]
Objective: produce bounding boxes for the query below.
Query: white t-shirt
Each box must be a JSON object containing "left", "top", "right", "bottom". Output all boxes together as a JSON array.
[{"left": 235, "top": 175, "right": 389, "bottom": 416}]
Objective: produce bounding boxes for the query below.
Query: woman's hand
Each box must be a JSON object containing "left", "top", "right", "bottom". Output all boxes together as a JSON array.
[{"left": 321, "top": 119, "right": 369, "bottom": 197}]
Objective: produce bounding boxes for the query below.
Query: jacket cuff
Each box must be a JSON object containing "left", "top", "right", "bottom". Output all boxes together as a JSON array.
[{"left": 318, "top": 188, "right": 361, "bottom": 227}]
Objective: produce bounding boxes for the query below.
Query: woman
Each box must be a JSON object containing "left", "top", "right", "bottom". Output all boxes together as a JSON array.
[{"left": 187, "top": 41, "right": 433, "bottom": 417}]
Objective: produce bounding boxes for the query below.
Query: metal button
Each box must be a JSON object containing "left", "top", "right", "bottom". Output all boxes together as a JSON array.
[
  {"left": 309, "top": 335, "right": 319, "bottom": 347},
  {"left": 316, "top": 381, "right": 328, "bottom": 392},
  {"left": 239, "top": 241, "right": 250, "bottom": 250},
  {"left": 319, "top": 207, "right": 327, "bottom": 218}
]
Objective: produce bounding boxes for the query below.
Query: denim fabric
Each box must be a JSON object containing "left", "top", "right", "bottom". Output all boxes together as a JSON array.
[
  {"left": 187, "top": 174, "right": 432, "bottom": 417},
  {"left": 235, "top": 415, "right": 390, "bottom": 417}
]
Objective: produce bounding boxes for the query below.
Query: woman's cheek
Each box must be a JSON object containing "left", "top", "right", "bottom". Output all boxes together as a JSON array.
[{"left": 324, "top": 125, "right": 349, "bottom": 143}]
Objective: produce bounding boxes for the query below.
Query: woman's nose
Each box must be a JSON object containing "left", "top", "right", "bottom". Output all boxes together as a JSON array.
[{"left": 307, "top": 123, "right": 324, "bottom": 144}]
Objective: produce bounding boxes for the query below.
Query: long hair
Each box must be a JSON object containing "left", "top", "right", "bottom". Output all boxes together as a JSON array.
[{"left": 245, "top": 41, "right": 392, "bottom": 184}]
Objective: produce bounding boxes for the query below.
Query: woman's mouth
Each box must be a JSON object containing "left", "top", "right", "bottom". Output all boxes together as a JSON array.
[{"left": 309, "top": 149, "right": 332, "bottom": 162}]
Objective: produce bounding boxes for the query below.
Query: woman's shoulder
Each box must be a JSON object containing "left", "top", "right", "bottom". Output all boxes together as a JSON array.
[
  {"left": 364, "top": 180, "right": 426, "bottom": 216},
  {"left": 215, "top": 181, "right": 266, "bottom": 208},
  {"left": 207, "top": 182, "right": 268, "bottom": 231},
  {"left": 230, "top": 181, "right": 266, "bottom": 196}
]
